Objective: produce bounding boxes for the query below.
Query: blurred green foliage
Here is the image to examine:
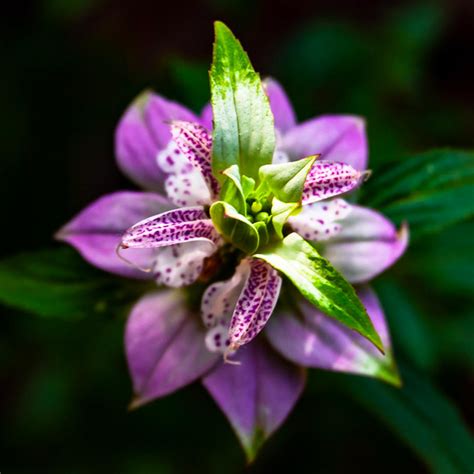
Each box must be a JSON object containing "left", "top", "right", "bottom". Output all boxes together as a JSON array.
[{"left": 1, "top": 0, "right": 473, "bottom": 472}]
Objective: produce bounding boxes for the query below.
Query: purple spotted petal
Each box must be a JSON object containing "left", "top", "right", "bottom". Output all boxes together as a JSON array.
[
  {"left": 302, "top": 161, "right": 362, "bottom": 205},
  {"left": 56, "top": 191, "right": 170, "bottom": 278},
  {"left": 121, "top": 207, "right": 221, "bottom": 249},
  {"left": 264, "top": 78, "right": 297, "bottom": 133},
  {"left": 266, "top": 286, "right": 399, "bottom": 385},
  {"left": 281, "top": 115, "right": 368, "bottom": 170},
  {"left": 202, "top": 339, "right": 305, "bottom": 461},
  {"left": 115, "top": 91, "right": 199, "bottom": 192},
  {"left": 322, "top": 205, "right": 409, "bottom": 283},
  {"left": 200, "top": 103, "right": 213, "bottom": 130},
  {"left": 126, "top": 291, "right": 219, "bottom": 408},
  {"left": 228, "top": 259, "right": 282, "bottom": 350},
  {"left": 170, "top": 121, "right": 220, "bottom": 198}
]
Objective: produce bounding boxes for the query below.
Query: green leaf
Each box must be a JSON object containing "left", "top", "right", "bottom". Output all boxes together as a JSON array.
[
  {"left": 0, "top": 247, "right": 146, "bottom": 319},
  {"left": 259, "top": 155, "right": 318, "bottom": 202},
  {"left": 270, "top": 198, "right": 301, "bottom": 238},
  {"left": 210, "top": 201, "right": 259, "bottom": 254},
  {"left": 220, "top": 165, "right": 247, "bottom": 213},
  {"left": 254, "top": 221, "right": 269, "bottom": 248},
  {"left": 210, "top": 21, "right": 276, "bottom": 183},
  {"left": 340, "top": 365, "right": 474, "bottom": 474},
  {"left": 255, "top": 233, "right": 383, "bottom": 352},
  {"left": 361, "top": 149, "right": 474, "bottom": 240}
]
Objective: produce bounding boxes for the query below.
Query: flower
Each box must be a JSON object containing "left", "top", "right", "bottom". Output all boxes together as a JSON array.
[{"left": 57, "top": 79, "right": 407, "bottom": 460}]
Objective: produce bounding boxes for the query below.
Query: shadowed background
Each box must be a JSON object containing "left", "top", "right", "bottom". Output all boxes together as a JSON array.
[{"left": 1, "top": 0, "right": 473, "bottom": 472}]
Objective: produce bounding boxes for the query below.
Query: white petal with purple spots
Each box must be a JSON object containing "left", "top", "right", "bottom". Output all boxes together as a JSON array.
[
  {"left": 302, "top": 161, "right": 361, "bottom": 205},
  {"left": 289, "top": 198, "right": 352, "bottom": 241},
  {"left": 170, "top": 121, "right": 220, "bottom": 198}
]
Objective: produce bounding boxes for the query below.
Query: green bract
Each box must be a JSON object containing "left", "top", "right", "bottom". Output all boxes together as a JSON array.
[{"left": 210, "top": 22, "right": 276, "bottom": 183}]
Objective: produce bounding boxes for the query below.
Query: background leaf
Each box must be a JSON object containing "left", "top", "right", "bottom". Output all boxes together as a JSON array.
[
  {"left": 338, "top": 365, "right": 474, "bottom": 474},
  {"left": 210, "top": 22, "right": 275, "bottom": 182},
  {"left": 0, "top": 247, "right": 146, "bottom": 319},
  {"left": 361, "top": 150, "right": 474, "bottom": 240}
]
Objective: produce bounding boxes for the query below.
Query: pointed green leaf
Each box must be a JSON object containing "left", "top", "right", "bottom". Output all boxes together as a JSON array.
[
  {"left": 210, "top": 201, "right": 259, "bottom": 254},
  {"left": 210, "top": 22, "right": 276, "bottom": 183},
  {"left": 271, "top": 198, "right": 301, "bottom": 238},
  {"left": 254, "top": 221, "right": 269, "bottom": 248},
  {"left": 259, "top": 155, "right": 318, "bottom": 203},
  {"left": 255, "top": 233, "right": 384, "bottom": 352}
]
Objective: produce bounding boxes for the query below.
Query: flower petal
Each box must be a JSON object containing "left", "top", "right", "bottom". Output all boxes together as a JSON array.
[
  {"left": 266, "top": 286, "right": 400, "bottom": 386},
  {"left": 157, "top": 140, "right": 212, "bottom": 207},
  {"left": 322, "top": 206, "right": 409, "bottom": 283},
  {"left": 153, "top": 241, "right": 216, "bottom": 288},
  {"left": 264, "top": 78, "right": 297, "bottom": 133},
  {"left": 281, "top": 115, "right": 368, "bottom": 170},
  {"left": 302, "top": 161, "right": 362, "bottom": 205},
  {"left": 228, "top": 259, "right": 282, "bottom": 350},
  {"left": 115, "top": 91, "right": 199, "bottom": 192},
  {"left": 200, "top": 103, "right": 213, "bottom": 130},
  {"left": 56, "top": 191, "right": 170, "bottom": 278},
  {"left": 289, "top": 198, "right": 351, "bottom": 241},
  {"left": 202, "top": 339, "right": 305, "bottom": 462},
  {"left": 126, "top": 291, "right": 219, "bottom": 407},
  {"left": 121, "top": 207, "right": 221, "bottom": 249},
  {"left": 170, "top": 121, "right": 219, "bottom": 198}
]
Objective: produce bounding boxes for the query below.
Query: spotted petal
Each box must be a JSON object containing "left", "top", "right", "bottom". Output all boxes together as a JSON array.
[
  {"left": 115, "top": 91, "right": 199, "bottom": 192},
  {"left": 266, "top": 286, "right": 400, "bottom": 386},
  {"left": 322, "top": 206, "right": 409, "bottom": 283},
  {"left": 126, "top": 290, "right": 219, "bottom": 408},
  {"left": 170, "top": 121, "right": 219, "bottom": 198},
  {"left": 228, "top": 259, "right": 282, "bottom": 350},
  {"left": 281, "top": 115, "right": 368, "bottom": 170},
  {"left": 289, "top": 198, "right": 351, "bottom": 241},
  {"left": 56, "top": 191, "right": 171, "bottom": 278},
  {"left": 302, "top": 161, "right": 362, "bottom": 205},
  {"left": 121, "top": 207, "right": 221, "bottom": 250},
  {"left": 202, "top": 339, "right": 305, "bottom": 462}
]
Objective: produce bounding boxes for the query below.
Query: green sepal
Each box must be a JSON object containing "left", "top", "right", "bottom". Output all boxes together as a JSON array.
[
  {"left": 210, "top": 201, "right": 259, "bottom": 254},
  {"left": 241, "top": 175, "right": 256, "bottom": 197},
  {"left": 254, "top": 221, "right": 269, "bottom": 248},
  {"left": 271, "top": 198, "right": 301, "bottom": 239},
  {"left": 210, "top": 22, "right": 276, "bottom": 183},
  {"left": 220, "top": 165, "right": 247, "bottom": 213},
  {"left": 255, "top": 232, "right": 384, "bottom": 352},
  {"left": 259, "top": 155, "right": 319, "bottom": 203}
]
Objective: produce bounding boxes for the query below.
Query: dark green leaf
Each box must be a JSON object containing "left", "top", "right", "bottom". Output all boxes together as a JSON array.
[
  {"left": 340, "top": 365, "right": 474, "bottom": 474},
  {"left": 255, "top": 233, "right": 383, "bottom": 352},
  {"left": 210, "top": 22, "right": 275, "bottom": 183},
  {"left": 362, "top": 149, "right": 474, "bottom": 239},
  {"left": 0, "top": 247, "right": 146, "bottom": 319}
]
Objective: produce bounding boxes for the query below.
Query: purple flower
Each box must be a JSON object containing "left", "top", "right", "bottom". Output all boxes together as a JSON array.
[{"left": 57, "top": 80, "right": 407, "bottom": 460}]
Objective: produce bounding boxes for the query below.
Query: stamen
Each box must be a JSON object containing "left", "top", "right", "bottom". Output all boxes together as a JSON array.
[
  {"left": 223, "top": 343, "right": 241, "bottom": 365},
  {"left": 115, "top": 243, "right": 153, "bottom": 273},
  {"left": 360, "top": 169, "right": 372, "bottom": 182}
]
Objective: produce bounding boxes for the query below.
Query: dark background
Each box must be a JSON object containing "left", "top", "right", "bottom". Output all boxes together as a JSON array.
[{"left": 1, "top": 0, "right": 473, "bottom": 472}]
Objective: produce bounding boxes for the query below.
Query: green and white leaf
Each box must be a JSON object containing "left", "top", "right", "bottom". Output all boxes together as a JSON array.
[
  {"left": 255, "top": 233, "right": 384, "bottom": 352},
  {"left": 210, "top": 21, "right": 276, "bottom": 183}
]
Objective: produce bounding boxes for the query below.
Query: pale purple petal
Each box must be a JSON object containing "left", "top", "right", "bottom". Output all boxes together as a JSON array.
[
  {"left": 200, "top": 103, "right": 213, "bottom": 130},
  {"left": 121, "top": 207, "right": 222, "bottom": 249},
  {"left": 302, "top": 161, "right": 362, "bottom": 205},
  {"left": 264, "top": 78, "right": 297, "bottom": 133},
  {"left": 266, "top": 286, "right": 399, "bottom": 385},
  {"left": 228, "top": 259, "right": 282, "bottom": 350},
  {"left": 322, "top": 206, "right": 409, "bottom": 283},
  {"left": 289, "top": 198, "right": 351, "bottom": 241},
  {"left": 126, "top": 291, "right": 219, "bottom": 408},
  {"left": 170, "top": 121, "right": 219, "bottom": 198},
  {"left": 56, "top": 191, "right": 170, "bottom": 278},
  {"left": 153, "top": 241, "right": 216, "bottom": 288},
  {"left": 281, "top": 115, "right": 368, "bottom": 170},
  {"left": 202, "top": 339, "right": 305, "bottom": 461},
  {"left": 115, "top": 91, "right": 199, "bottom": 191}
]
